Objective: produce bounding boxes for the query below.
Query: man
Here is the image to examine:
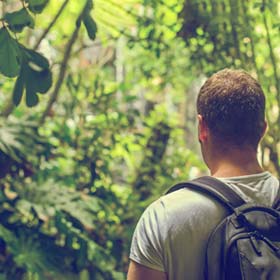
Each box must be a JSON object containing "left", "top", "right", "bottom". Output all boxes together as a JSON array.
[{"left": 127, "top": 69, "right": 279, "bottom": 280}]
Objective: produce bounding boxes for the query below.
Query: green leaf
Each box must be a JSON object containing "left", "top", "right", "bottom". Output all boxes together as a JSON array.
[
  {"left": 12, "top": 70, "right": 25, "bottom": 106},
  {"left": 0, "top": 225, "right": 16, "bottom": 245},
  {"left": 26, "top": 0, "right": 50, "bottom": 14},
  {"left": 10, "top": 47, "right": 52, "bottom": 106},
  {"left": 86, "top": 0, "right": 93, "bottom": 11},
  {"left": 0, "top": 28, "right": 22, "bottom": 77},
  {"left": 25, "top": 48, "right": 52, "bottom": 104},
  {"left": 24, "top": 48, "right": 52, "bottom": 95},
  {"left": 26, "top": 84, "right": 39, "bottom": 107},
  {"left": 24, "top": 48, "right": 50, "bottom": 69},
  {"left": 26, "top": 65, "right": 52, "bottom": 94},
  {"left": 4, "top": 8, "right": 35, "bottom": 33},
  {"left": 83, "top": 14, "right": 97, "bottom": 40},
  {"left": 32, "top": 68, "right": 52, "bottom": 94}
]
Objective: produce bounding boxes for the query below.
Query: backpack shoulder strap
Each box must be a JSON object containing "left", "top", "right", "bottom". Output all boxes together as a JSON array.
[
  {"left": 272, "top": 180, "right": 280, "bottom": 209},
  {"left": 166, "top": 176, "right": 246, "bottom": 212}
]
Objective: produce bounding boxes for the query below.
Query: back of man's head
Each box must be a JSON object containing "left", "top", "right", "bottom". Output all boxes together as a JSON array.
[{"left": 197, "top": 69, "right": 266, "bottom": 149}]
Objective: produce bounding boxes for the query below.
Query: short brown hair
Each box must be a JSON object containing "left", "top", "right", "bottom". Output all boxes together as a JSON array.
[{"left": 197, "top": 69, "right": 266, "bottom": 148}]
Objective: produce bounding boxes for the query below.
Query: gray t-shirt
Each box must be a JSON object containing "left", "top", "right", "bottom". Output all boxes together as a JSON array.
[{"left": 129, "top": 172, "right": 279, "bottom": 280}]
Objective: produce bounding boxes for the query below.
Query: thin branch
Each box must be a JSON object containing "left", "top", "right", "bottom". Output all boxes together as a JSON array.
[
  {"left": 33, "top": 0, "right": 69, "bottom": 50},
  {"left": 39, "top": 31, "right": 79, "bottom": 124},
  {"left": 40, "top": 2, "right": 89, "bottom": 124}
]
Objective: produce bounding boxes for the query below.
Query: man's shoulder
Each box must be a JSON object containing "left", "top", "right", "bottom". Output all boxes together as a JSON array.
[
  {"left": 147, "top": 187, "right": 226, "bottom": 231},
  {"left": 161, "top": 187, "right": 219, "bottom": 210},
  {"left": 130, "top": 183, "right": 229, "bottom": 275},
  {"left": 152, "top": 188, "right": 227, "bottom": 259}
]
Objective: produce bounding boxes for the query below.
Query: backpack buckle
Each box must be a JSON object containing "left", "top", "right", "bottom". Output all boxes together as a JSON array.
[{"left": 233, "top": 212, "right": 249, "bottom": 228}]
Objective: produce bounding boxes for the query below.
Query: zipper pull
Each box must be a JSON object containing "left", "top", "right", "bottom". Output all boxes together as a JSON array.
[{"left": 261, "top": 235, "right": 280, "bottom": 256}]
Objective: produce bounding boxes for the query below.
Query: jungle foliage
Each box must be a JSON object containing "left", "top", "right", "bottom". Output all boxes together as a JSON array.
[{"left": 0, "top": 0, "right": 279, "bottom": 279}]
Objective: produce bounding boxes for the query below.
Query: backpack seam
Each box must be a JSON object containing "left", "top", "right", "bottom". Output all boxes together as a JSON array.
[{"left": 239, "top": 251, "right": 259, "bottom": 279}]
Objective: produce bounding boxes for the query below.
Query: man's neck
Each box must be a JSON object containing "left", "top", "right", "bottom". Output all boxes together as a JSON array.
[{"left": 209, "top": 148, "right": 264, "bottom": 178}]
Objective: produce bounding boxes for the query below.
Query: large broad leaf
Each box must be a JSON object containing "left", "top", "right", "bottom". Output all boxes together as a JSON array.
[
  {"left": 24, "top": 47, "right": 52, "bottom": 94},
  {"left": 4, "top": 8, "right": 35, "bottom": 33},
  {"left": 25, "top": 48, "right": 50, "bottom": 69},
  {"left": 28, "top": 67, "right": 52, "bottom": 94},
  {"left": 26, "top": 0, "right": 50, "bottom": 14},
  {"left": 12, "top": 47, "right": 52, "bottom": 107},
  {"left": 0, "top": 28, "right": 22, "bottom": 77},
  {"left": 24, "top": 50, "right": 52, "bottom": 106},
  {"left": 18, "top": 181, "right": 101, "bottom": 229},
  {"left": 83, "top": 14, "right": 98, "bottom": 40},
  {"left": 12, "top": 69, "right": 25, "bottom": 106},
  {"left": 26, "top": 64, "right": 52, "bottom": 94},
  {"left": 25, "top": 83, "right": 39, "bottom": 107},
  {"left": 24, "top": 70, "right": 51, "bottom": 107}
]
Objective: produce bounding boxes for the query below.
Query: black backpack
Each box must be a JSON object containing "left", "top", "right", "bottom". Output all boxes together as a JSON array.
[{"left": 167, "top": 176, "right": 280, "bottom": 280}]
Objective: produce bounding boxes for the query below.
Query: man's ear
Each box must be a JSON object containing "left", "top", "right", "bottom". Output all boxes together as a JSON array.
[
  {"left": 198, "top": 115, "right": 209, "bottom": 143},
  {"left": 261, "top": 120, "right": 268, "bottom": 139}
]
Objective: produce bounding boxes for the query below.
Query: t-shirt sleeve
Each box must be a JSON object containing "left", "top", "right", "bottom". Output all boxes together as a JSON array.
[{"left": 129, "top": 199, "right": 166, "bottom": 272}]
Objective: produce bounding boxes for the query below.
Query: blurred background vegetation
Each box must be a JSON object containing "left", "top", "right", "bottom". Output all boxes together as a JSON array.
[{"left": 0, "top": 0, "right": 279, "bottom": 279}]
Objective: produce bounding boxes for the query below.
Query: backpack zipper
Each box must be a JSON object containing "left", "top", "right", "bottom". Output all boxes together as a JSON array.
[
  {"left": 226, "top": 231, "right": 280, "bottom": 258},
  {"left": 253, "top": 231, "right": 280, "bottom": 257}
]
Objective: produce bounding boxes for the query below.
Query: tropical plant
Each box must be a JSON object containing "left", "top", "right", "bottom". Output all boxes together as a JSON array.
[{"left": 0, "top": 0, "right": 279, "bottom": 279}]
